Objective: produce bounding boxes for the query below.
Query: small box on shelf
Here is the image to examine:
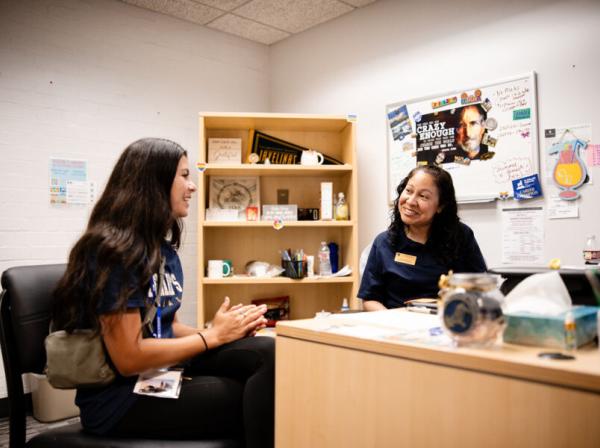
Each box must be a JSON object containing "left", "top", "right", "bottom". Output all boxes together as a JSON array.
[{"left": 320, "top": 182, "right": 333, "bottom": 220}]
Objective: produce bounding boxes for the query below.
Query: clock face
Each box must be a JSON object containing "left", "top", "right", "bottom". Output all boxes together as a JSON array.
[{"left": 217, "top": 182, "right": 252, "bottom": 209}]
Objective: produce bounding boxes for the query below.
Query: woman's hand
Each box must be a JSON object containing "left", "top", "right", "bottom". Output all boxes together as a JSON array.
[{"left": 209, "top": 296, "right": 268, "bottom": 345}]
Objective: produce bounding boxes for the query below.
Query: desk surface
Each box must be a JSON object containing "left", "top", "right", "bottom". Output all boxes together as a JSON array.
[
  {"left": 276, "top": 310, "right": 600, "bottom": 448},
  {"left": 277, "top": 309, "right": 600, "bottom": 393}
]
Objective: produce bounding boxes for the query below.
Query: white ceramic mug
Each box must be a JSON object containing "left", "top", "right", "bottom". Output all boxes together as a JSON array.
[
  {"left": 300, "top": 150, "right": 324, "bottom": 166},
  {"left": 207, "top": 259, "right": 231, "bottom": 278}
]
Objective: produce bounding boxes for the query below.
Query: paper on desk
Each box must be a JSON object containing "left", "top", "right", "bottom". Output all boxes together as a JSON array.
[
  {"left": 325, "top": 324, "right": 397, "bottom": 339},
  {"left": 323, "top": 310, "right": 452, "bottom": 347}
]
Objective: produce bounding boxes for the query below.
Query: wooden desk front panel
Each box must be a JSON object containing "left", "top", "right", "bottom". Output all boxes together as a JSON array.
[{"left": 275, "top": 336, "right": 600, "bottom": 448}]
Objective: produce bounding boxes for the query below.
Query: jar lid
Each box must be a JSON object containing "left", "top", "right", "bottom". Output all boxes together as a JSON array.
[{"left": 448, "top": 273, "right": 500, "bottom": 290}]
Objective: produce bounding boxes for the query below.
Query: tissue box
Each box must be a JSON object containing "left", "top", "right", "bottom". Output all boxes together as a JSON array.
[{"left": 503, "top": 306, "right": 598, "bottom": 348}]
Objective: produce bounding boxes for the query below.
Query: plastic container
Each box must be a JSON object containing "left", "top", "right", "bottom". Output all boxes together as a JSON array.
[
  {"left": 583, "top": 234, "right": 600, "bottom": 264},
  {"left": 282, "top": 260, "right": 307, "bottom": 279},
  {"left": 439, "top": 272, "right": 505, "bottom": 347},
  {"left": 318, "top": 242, "right": 332, "bottom": 276},
  {"left": 29, "top": 374, "right": 79, "bottom": 422}
]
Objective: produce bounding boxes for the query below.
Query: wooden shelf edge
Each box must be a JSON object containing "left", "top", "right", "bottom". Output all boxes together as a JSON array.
[
  {"left": 202, "top": 276, "right": 356, "bottom": 285},
  {"left": 202, "top": 164, "right": 353, "bottom": 177},
  {"left": 202, "top": 220, "right": 354, "bottom": 228}
]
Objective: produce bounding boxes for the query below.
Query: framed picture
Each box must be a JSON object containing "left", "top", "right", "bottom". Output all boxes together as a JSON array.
[
  {"left": 209, "top": 177, "right": 260, "bottom": 220},
  {"left": 208, "top": 138, "right": 242, "bottom": 164}
]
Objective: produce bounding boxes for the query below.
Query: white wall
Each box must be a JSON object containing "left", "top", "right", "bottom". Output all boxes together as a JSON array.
[
  {"left": 270, "top": 0, "right": 600, "bottom": 267},
  {"left": 0, "top": 0, "right": 269, "bottom": 396},
  {"left": 2, "top": 0, "right": 599, "bottom": 399}
]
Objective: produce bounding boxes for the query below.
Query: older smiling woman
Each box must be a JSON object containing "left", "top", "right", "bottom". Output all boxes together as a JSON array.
[{"left": 359, "top": 164, "right": 487, "bottom": 310}]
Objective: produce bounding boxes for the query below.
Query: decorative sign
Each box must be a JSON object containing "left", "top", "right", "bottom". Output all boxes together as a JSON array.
[
  {"left": 208, "top": 138, "right": 242, "bottom": 164},
  {"left": 547, "top": 138, "right": 588, "bottom": 200},
  {"left": 512, "top": 174, "right": 542, "bottom": 200},
  {"left": 209, "top": 177, "right": 260, "bottom": 220},
  {"left": 249, "top": 130, "right": 342, "bottom": 165},
  {"left": 386, "top": 72, "right": 539, "bottom": 203},
  {"left": 262, "top": 204, "right": 298, "bottom": 222},
  {"left": 49, "top": 158, "right": 88, "bottom": 205}
]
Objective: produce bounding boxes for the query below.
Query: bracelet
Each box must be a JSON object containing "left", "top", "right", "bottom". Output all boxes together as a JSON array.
[{"left": 197, "top": 331, "right": 209, "bottom": 351}]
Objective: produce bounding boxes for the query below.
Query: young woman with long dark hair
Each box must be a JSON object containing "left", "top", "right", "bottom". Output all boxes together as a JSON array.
[
  {"left": 53, "top": 138, "right": 274, "bottom": 447},
  {"left": 358, "top": 164, "right": 486, "bottom": 310}
]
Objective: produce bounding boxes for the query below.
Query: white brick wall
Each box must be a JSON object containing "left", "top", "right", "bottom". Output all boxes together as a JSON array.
[{"left": 0, "top": 0, "right": 269, "bottom": 397}]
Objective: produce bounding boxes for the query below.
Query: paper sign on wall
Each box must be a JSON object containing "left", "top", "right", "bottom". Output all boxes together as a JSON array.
[{"left": 49, "top": 158, "right": 87, "bottom": 204}]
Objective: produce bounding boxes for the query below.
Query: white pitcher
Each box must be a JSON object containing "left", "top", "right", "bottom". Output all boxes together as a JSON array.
[{"left": 300, "top": 150, "right": 324, "bottom": 166}]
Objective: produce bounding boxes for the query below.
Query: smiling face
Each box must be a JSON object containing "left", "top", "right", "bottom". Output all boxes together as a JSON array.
[
  {"left": 170, "top": 156, "right": 196, "bottom": 218},
  {"left": 399, "top": 170, "right": 441, "bottom": 233}
]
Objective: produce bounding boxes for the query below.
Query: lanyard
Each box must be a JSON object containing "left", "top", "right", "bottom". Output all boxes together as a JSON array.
[
  {"left": 155, "top": 305, "right": 162, "bottom": 339},
  {"left": 147, "top": 257, "right": 165, "bottom": 339}
]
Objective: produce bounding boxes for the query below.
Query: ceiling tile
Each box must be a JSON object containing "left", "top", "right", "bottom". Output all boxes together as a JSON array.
[
  {"left": 341, "top": 0, "right": 377, "bottom": 7},
  {"left": 207, "top": 13, "right": 290, "bottom": 45},
  {"left": 193, "top": 0, "right": 250, "bottom": 12},
  {"left": 122, "top": 0, "right": 223, "bottom": 25},
  {"left": 234, "top": 0, "right": 354, "bottom": 33}
]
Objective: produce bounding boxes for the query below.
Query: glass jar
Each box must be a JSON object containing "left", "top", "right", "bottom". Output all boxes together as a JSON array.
[{"left": 438, "top": 272, "right": 505, "bottom": 347}]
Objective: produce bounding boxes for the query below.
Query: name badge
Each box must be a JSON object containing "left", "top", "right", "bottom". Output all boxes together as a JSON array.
[{"left": 395, "top": 252, "right": 416, "bottom": 265}]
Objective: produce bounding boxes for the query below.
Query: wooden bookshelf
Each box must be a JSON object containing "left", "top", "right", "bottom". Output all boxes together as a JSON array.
[{"left": 197, "top": 113, "right": 359, "bottom": 326}]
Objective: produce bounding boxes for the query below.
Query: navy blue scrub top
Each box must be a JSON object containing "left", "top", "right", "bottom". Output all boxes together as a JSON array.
[{"left": 358, "top": 223, "right": 486, "bottom": 309}]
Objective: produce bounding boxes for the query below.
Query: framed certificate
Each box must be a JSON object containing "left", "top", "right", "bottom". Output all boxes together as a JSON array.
[{"left": 209, "top": 177, "right": 260, "bottom": 220}]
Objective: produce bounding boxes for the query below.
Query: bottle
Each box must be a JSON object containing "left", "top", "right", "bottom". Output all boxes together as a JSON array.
[
  {"left": 318, "top": 242, "right": 332, "bottom": 276},
  {"left": 340, "top": 298, "right": 350, "bottom": 312},
  {"left": 334, "top": 192, "right": 349, "bottom": 220},
  {"left": 564, "top": 311, "right": 577, "bottom": 351},
  {"left": 328, "top": 242, "right": 339, "bottom": 273},
  {"left": 583, "top": 234, "right": 600, "bottom": 264}
]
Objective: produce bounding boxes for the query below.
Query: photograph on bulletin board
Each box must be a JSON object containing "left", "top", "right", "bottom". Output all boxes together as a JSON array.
[{"left": 386, "top": 72, "right": 539, "bottom": 203}]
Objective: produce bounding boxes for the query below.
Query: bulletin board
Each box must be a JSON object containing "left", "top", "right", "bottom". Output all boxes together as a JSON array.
[{"left": 386, "top": 72, "right": 539, "bottom": 203}]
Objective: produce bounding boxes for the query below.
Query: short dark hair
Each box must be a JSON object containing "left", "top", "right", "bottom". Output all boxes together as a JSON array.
[{"left": 388, "top": 164, "right": 462, "bottom": 265}]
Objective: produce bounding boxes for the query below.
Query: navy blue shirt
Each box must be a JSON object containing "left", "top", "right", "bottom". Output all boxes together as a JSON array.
[
  {"left": 75, "top": 242, "right": 184, "bottom": 435},
  {"left": 358, "top": 223, "right": 486, "bottom": 309}
]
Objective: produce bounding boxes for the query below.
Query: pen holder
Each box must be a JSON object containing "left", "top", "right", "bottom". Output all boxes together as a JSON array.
[{"left": 282, "top": 260, "right": 307, "bottom": 279}]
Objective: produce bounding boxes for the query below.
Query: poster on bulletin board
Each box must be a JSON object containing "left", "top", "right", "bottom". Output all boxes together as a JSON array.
[{"left": 386, "top": 72, "right": 539, "bottom": 203}]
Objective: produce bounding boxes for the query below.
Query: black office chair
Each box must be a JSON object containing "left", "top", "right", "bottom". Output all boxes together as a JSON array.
[{"left": 0, "top": 264, "right": 242, "bottom": 448}]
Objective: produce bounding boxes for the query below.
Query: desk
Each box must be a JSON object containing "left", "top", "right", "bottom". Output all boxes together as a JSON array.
[{"left": 275, "top": 310, "right": 600, "bottom": 448}]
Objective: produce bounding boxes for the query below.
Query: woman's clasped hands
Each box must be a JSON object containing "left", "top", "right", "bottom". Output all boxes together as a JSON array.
[{"left": 211, "top": 296, "right": 268, "bottom": 343}]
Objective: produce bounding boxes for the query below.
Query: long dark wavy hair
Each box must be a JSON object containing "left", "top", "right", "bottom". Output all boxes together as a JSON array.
[
  {"left": 52, "top": 138, "right": 187, "bottom": 332},
  {"left": 388, "top": 164, "right": 462, "bottom": 266}
]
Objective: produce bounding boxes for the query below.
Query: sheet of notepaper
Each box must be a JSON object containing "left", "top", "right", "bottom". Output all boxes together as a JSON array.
[{"left": 321, "top": 310, "right": 452, "bottom": 347}]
